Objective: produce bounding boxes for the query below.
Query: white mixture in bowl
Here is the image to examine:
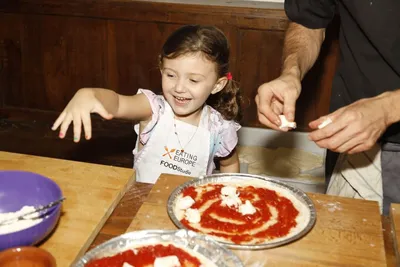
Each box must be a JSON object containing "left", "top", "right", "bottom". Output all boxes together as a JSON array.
[{"left": 0, "top": 206, "right": 43, "bottom": 235}]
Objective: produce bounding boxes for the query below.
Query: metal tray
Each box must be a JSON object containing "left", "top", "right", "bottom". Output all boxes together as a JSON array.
[
  {"left": 73, "top": 229, "right": 243, "bottom": 267},
  {"left": 167, "top": 173, "right": 316, "bottom": 250}
]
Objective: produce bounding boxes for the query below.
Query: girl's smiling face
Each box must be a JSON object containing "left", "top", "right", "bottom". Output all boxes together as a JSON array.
[{"left": 161, "top": 52, "right": 227, "bottom": 125}]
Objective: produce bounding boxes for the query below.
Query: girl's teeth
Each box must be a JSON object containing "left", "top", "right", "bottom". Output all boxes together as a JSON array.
[{"left": 176, "top": 97, "right": 189, "bottom": 101}]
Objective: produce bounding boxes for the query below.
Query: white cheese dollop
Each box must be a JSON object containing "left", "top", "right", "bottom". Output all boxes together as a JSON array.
[
  {"left": 154, "top": 255, "right": 181, "bottom": 267},
  {"left": 279, "top": 115, "right": 296, "bottom": 129},
  {"left": 238, "top": 200, "right": 257, "bottom": 215},
  {"left": 220, "top": 186, "right": 242, "bottom": 208},
  {"left": 184, "top": 208, "right": 201, "bottom": 223},
  {"left": 122, "top": 263, "right": 134, "bottom": 267},
  {"left": 318, "top": 118, "right": 333, "bottom": 129},
  {"left": 221, "top": 186, "right": 237, "bottom": 196},
  {"left": 176, "top": 196, "right": 195, "bottom": 210},
  {"left": 221, "top": 194, "right": 242, "bottom": 208}
]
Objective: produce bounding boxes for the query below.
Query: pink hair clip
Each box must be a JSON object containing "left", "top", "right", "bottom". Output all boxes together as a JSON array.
[{"left": 226, "top": 72, "right": 233, "bottom": 80}]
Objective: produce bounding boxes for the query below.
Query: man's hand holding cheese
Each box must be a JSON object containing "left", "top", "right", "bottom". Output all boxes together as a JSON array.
[{"left": 308, "top": 92, "right": 400, "bottom": 154}]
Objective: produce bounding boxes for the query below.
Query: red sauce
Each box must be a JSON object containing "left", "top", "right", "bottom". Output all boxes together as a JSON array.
[
  {"left": 180, "top": 184, "right": 299, "bottom": 244},
  {"left": 85, "top": 244, "right": 202, "bottom": 267}
]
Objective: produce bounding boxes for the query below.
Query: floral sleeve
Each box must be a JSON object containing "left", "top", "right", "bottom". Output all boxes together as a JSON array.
[
  {"left": 134, "top": 89, "right": 165, "bottom": 145},
  {"left": 209, "top": 110, "right": 241, "bottom": 157}
]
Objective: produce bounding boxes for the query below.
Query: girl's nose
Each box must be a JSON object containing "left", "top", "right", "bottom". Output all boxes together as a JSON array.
[{"left": 174, "top": 80, "right": 186, "bottom": 93}]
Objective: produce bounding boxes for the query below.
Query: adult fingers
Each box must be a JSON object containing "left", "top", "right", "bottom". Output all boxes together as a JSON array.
[
  {"left": 314, "top": 126, "right": 358, "bottom": 152},
  {"left": 256, "top": 93, "right": 280, "bottom": 126},
  {"left": 283, "top": 91, "right": 297, "bottom": 122}
]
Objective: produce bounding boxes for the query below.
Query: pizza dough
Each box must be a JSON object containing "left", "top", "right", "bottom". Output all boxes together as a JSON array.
[
  {"left": 174, "top": 180, "right": 311, "bottom": 245},
  {"left": 238, "top": 146, "right": 324, "bottom": 182}
]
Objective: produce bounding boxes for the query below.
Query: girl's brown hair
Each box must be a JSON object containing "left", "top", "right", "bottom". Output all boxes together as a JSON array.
[{"left": 159, "top": 25, "right": 242, "bottom": 122}]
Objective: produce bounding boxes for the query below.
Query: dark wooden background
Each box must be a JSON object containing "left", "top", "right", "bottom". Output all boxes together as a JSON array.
[
  {"left": 0, "top": 0, "right": 339, "bottom": 165},
  {"left": 0, "top": 0, "right": 340, "bottom": 129}
]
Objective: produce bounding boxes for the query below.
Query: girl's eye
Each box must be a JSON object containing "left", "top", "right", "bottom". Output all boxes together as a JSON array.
[
  {"left": 190, "top": 79, "right": 199, "bottom": 83},
  {"left": 167, "top": 74, "right": 174, "bottom": 78}
]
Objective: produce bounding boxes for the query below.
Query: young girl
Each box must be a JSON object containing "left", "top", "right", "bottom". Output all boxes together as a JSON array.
[{"left": 51, "top": 25, "right": 242, "bottom": 184}]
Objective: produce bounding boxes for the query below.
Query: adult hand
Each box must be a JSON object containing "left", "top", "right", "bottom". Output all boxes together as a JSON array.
[
  {"left": 308, "top": 95, "right": 391, "bottom": 154},
  {"left": 51, "top": 88, "right": 113, "bottom": 142},
  {"left": 255, "top": 74, "right": 301, "bottom": 131}
]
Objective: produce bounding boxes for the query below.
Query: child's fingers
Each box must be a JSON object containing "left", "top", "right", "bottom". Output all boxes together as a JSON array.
[
  {"left": 59, "top": 114, "right": 73, "bottom": 139},
  {"left": 72, "top": 112, "right": 82, "bottom": 143},
  {"left": 81, "top": 112, "right": 92, "bottom": 140},
  {"left": 52, "top": 112, "right": 66, "bottom": 131}
]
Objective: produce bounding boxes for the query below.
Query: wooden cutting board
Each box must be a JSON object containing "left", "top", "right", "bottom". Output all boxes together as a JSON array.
[
  {"left": 0, "top": 151, "right": 135, "bottom": 266},
  {"left": 390, "top": 203, "right": 400, "bottom": 265},
  {"left": 127, "top": 173, "right": 387, "bottom": 267}
]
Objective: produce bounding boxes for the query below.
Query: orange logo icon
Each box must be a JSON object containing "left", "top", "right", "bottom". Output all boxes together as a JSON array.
[{"left": 163, "top": 146, "right": 176, "bottom": 159}]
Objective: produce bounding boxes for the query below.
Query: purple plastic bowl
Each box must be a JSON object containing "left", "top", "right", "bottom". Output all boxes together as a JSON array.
[{"left": 0, "top": 170, "right": 63, "bottom": 251}]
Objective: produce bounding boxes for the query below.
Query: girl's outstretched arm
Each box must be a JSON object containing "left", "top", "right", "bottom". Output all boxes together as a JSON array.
[
  {"left": 52, "top": 88, "right": 152, "bottom": 142},
  {"left": 218, "top": 148, "right": 240, "bottom": 173}
]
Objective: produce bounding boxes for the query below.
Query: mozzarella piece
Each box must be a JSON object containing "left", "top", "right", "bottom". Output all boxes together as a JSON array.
[
  {"left": 318, "top": 118, "right": 332, "bottom": 129},
  {"left": 176, "top": 196, "right": 195, "bottom": 210},
  {"left": 221, "top": 185, "right": 237, "bottom": 196},
  {"left": 122, "top": 263, "right": 134, "bottom": 267},
  {"left": 154, "top": 256, "right": 181, "bottom": 267},
  {"left": 279, "top": 115, "right": 296, "bottom": 129},
  {"left": 221, "top": 194, "right": 242, "bottom": 208},
  {"left": 185, "top": 208, "right": 201, "bottom": 223},
  {"left": 220, "top": 185, "right": 242, "bottom": 208},
  {"left": 238, "top": 200, "right": 257, "bottom": 215}
]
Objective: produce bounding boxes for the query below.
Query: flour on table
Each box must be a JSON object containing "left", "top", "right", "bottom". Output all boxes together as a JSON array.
[
  {"left": 0, "top": 206, "right": 43, "bottom": 235},
  {"left": 316, "top": 200, "right": 342, "bottom": 212}
]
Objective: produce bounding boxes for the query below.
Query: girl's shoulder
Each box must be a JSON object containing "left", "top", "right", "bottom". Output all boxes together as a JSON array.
[
  {"left": 137, "top": 89, "right": 166, "bottom": 115},
  {"left": 207, "top": 105, "right": 241, "bottom": 134},
  {"left": 207, "top": 105, "right": 241, "bottom": 158}
]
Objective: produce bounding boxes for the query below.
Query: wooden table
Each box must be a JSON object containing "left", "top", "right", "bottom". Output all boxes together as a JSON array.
[
  {"left": 122, "top": 174, "right": 386, "bottom": 266},
  {"left": 0, "top": 151, "right": 135, "bottom": 266},
  {"left": 390, "top": 203, "right": 400, "bottom": 266},
  {"left": 91, "top": 177, "right": 400, "bottom": 267},
  {"left": 1, "top": 152, "right": 396, "bottom": 266}
]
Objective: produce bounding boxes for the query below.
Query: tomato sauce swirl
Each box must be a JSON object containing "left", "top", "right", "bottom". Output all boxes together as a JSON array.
[
  {"left": 85, "top": 244, "right": 202, "bottom": 267},
  {"left": 180, "top": 184, "right": 299, "bottom": 244}
]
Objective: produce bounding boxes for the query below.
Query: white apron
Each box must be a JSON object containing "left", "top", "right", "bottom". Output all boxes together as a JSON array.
[
  {"left": 134, "top": 104, "right": 210, "bottom": 184},
  {"left": 327, "top": 144, "right": 383, "bottom": 211}
]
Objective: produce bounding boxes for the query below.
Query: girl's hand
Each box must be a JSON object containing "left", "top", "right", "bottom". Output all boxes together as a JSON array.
[{"left": 51, "top": 88, "right": 113, "bottom": 142}]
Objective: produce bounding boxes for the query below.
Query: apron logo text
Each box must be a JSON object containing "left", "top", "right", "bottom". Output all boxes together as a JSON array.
[
  {"left": 174, "top": 150, "right": 197, "bottom": 167},
  {"left": 160, "top": 160, "right": 191, "bottom": 175},
  {"left": 162, "top": 147, "right": 198, "bottom": 167}
]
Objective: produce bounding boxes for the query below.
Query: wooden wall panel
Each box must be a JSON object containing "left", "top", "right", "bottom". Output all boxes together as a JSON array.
[
  {"left": 107, "top": 21, "right": 182, "bottom": 95},
  {"left": 10, "top": 15, "right": 107, "bottom": 111},
  {"left": 107, "top": 22, "right": 239, "bottom": 96},
  {"left": 0, "top": 1, "right": 288, "bottom": 31},
  {"left": 0, "top": 13, "right": 22, "bottom": 108},
  {"left": 0, "top": 0, "right": 340, "bottom": 131},
  {"left": 237, "top": 28, "right": 285, "bottom": 127}
]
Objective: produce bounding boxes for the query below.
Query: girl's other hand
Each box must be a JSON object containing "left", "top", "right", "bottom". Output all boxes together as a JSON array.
[{"left": 51, "top": 88, "right": 113, "bottom": 142}]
